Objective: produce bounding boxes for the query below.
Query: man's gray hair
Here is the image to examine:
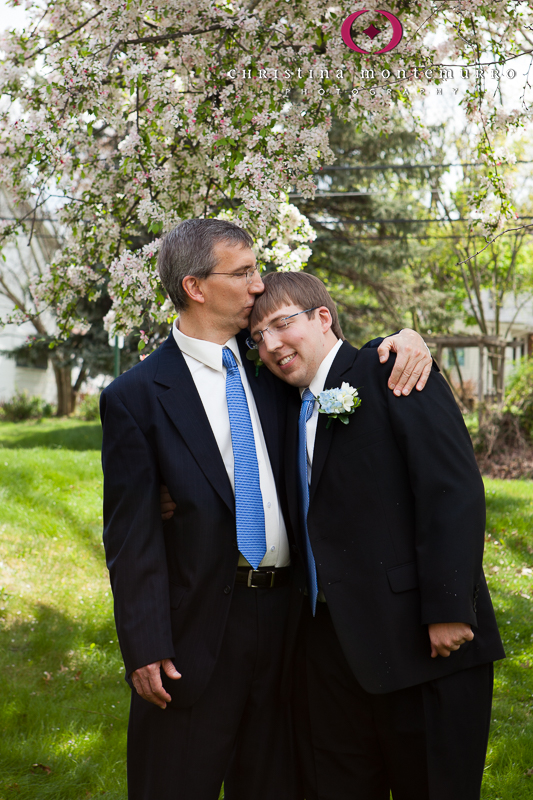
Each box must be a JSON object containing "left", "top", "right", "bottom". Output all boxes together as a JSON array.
[{"left": 157, "top": 219, "right": 254, "bottom": 312}]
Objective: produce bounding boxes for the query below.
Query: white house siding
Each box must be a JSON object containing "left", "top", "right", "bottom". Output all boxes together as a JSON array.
[
  {"left": 440, "top": 289, "right": 533, "bottom": 398},
  {"left": 0, "top": 191, "right": 59, "bottom": 405},
  {"left": 0, "top": 296, "right": 57, "bottom": 403}
]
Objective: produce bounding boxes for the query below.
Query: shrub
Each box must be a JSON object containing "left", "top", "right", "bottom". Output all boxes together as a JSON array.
[
  {"left": 503, "top": 358, "right": 533, "bottom": 437},
  {"left": 75, "top": 393, "right": 101, "bottom": 421},
  {"left": 0, "top": 390, "right": 54, "bottom": 422},
  {"left": 472, "top": 359, "right": 533, "bottom": 478}
]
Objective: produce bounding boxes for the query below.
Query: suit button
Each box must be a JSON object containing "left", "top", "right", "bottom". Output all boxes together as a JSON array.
[{"left": 223, "top": 585, "right": 231, "bottom": 594}]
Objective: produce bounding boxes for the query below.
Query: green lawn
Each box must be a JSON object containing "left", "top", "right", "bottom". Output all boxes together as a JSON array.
[
  {"left": 0, "top": 423, "right": 126, "bottom": 799},
  {"left": 482, "top": 480, "right": 533, "bottom": 796},
  {"left": 0, "top": 418, "right": 102, "bottom": 451},
  {"left": 0, "top": 420, "right": 532, "bottom": 798}
]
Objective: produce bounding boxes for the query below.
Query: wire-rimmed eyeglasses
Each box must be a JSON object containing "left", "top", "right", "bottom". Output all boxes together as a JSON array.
[
  {"left": 208, "top": 266, "right": 259, "bottom": 284},
  {"left": 246, "top": 307, "right": 319, "bottom": 350}
]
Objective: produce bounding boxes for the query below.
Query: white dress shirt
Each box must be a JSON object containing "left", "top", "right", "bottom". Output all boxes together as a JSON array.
[
  {"left": 299, "top": 338, "right": 343, "bottom": 483},
  {"left": 173, "top": 321, "right": 289, "bottom": 568}
]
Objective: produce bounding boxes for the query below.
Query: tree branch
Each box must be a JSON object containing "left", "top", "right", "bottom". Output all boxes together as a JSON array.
[
  {"left": 456, "top": 223, "right": 533, "bottom": 266},
  {"left": 25, "top": 9, "right": 105, "bottom": 61},
  {"left": 106, "top": 24, "right": 226, "bottom": 66}
]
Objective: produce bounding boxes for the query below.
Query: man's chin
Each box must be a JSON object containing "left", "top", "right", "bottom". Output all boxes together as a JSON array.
[{"left": 269, "top": 364, "right": 303, "bottom": 387}]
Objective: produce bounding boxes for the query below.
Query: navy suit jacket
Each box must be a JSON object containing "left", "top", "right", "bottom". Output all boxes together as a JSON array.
[
  {"left": 285, "top": 342, "right": 505, "bottom": 694},
  {"left": 100, "top": 331, "right": 292, "bottom": 707}
]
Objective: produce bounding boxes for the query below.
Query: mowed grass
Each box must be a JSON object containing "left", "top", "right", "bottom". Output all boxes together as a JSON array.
[
  {"left": 0, "top": 420, "right": 533, "bottom": 799},
  {"left": 0, "top": 424, "right": 127, "bottom": 799},
  {"left": 0, "top": 418, "right": 102, "bottom": 451},
  {"left": 482, "top": 480, "right": 533, "bottom": 797}
]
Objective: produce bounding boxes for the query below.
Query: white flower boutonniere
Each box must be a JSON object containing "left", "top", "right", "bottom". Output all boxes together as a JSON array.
[{"left": 316, "top": 382, "right": 361, "bottom": 429}]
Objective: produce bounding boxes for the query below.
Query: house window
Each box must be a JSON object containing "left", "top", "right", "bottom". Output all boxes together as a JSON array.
[
  {"left": 15, "top": 351, "right": 49, "bottom": 370},
  {"left": 447, "top": 348, "right": 465, "bottom": 368}
]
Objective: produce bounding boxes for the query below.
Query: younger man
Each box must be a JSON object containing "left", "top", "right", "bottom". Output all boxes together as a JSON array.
[{"left": 249, "top": 272, "right": 504, "bottom": 800}]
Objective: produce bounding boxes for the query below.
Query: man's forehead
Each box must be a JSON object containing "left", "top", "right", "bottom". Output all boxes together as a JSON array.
[{"left": 213, "top": 241, "right": 256, "bottom": 261}]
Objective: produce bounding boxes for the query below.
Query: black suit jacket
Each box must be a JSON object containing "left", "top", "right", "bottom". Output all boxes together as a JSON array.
[
  {"left": 285, "top": 342, "right": 505, "bottom": 694},
  {"left": 100, "top": 331, "right": 292, "bottom": 707}
]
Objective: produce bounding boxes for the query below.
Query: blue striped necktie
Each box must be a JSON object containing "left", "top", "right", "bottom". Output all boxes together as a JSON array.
[
  {"left": 298, "top": 388, "right": 319, "bottom": 614},
  {"left": 222, "top": 348, "right": 267, "bottom": 569}
]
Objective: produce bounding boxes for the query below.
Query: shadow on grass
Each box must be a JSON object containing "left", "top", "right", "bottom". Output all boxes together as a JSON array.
[
  {"left": 486, "top": 493, "right": 533, "bottom": 521},
  {"left": 0, "top": 604, "right": 129, "bottom": 799},
  {"left": 0, "top": 424, "right": 102, "bottom": 451}
]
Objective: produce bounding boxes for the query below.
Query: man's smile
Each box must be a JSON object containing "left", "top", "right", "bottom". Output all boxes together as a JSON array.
[{"left": 278, "top": 352, "right": 297, "bottom": 368}]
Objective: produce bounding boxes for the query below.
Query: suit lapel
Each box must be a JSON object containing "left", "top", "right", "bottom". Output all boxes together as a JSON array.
[
  {"left": 309, "top": 341, "right": 359, "bottom": 503},
  {"left": 154, "top": 334, "right": 234, "bottom": 513},
  {"left": 285, "top": 388, "right": 302, "bottom": 539}
]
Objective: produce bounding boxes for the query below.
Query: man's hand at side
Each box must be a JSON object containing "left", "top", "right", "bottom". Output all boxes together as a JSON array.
[
  {"left": 377, "top": 329, "right": 432, "bottom": 396},
  {"left": 131, "top": 658, "right": 181, "bottom": 708},
  {"left": 428, "top": 622, "right": 474, "bottom": 658},
  {"left": 160, "top": 484, "right": 176, "bottom": 520}
]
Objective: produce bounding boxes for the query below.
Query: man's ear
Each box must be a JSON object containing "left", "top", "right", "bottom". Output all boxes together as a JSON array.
[
  {"left": 318, "top": 306, "right": 333, "bottom": 333},
  {"left": 182, "top": 275, "right": 205, "bottom": 305}
]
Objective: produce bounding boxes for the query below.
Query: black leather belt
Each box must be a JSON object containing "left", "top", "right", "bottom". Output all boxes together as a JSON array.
[{"left": 235, "top": 567, "right": 291, "bottom": 589}]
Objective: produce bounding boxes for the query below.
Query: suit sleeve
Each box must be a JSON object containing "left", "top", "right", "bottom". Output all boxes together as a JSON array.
[
  {"left": 100, "top": 387, "right": 175, "bottom": 676},
  {"left": 361, "top": 333, "right": 440, "bottom": 373},
  {"left": 360, "top": 336, "right": 386, "bottom": 349},
  {"left": 383, "top": 359, "right": 485, "bottom": 627}
]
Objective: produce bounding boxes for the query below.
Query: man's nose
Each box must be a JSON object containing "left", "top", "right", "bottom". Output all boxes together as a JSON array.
[
  {"left": 249, "top": 269, "right": 264, "bottom": 295},
  {"left": 263, "top": 330, "right": 283, "bottom": 353}
]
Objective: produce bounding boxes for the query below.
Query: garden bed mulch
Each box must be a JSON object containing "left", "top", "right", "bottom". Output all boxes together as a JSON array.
[{"left": 477, "top": 447, "right": 533, "bottom": 480}]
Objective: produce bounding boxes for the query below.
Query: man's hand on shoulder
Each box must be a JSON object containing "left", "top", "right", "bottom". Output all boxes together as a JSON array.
[
  {"left": 131, "top": 658, "right": 181, "bottom": 708},
  {"left": 428, "top": 622, "right": 474, "bottom": 658},
  {"left": 377, "top": 329, "right": 432, "bottom": 396}
]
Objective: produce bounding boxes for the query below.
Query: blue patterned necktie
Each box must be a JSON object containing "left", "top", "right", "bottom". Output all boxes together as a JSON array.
[
  {"left": 222, "top": 348, "right": 267, "bottom": 569},
  {"left": 298, "top": 388, "right": 319, "bottom": 614}
]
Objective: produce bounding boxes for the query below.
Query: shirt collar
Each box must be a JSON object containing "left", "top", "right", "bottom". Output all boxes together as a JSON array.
[
  {"left": 172, "top": 319, "right": 242, "bottom": 372},
  {"left": 300, "top": 338, "right": 343, "bottom": 399}
]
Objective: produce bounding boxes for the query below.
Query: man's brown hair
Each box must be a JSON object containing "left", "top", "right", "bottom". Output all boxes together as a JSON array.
[{"left": 250, "top": 271, "right": 345, "bottom": 340}]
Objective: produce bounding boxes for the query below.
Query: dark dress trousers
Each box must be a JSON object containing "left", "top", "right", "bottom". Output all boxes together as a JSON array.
[
  {"left": 284, "top": 342, "right": 505, "bottom": 800},
  {"left": 100, "top": 331, "right": 298, "bottom": 800}
]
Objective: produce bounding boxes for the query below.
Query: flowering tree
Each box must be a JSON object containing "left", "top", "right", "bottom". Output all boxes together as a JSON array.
[{"left": 0, "top": 0, "right": 531, "bottom": 339}]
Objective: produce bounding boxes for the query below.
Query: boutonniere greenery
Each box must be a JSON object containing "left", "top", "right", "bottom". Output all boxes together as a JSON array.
[
  {"left": 246, "top": 348, "right": 264, "bottom": 377},
  {"left": 317, "top": 382, "right": 361, "bottom": 428}
]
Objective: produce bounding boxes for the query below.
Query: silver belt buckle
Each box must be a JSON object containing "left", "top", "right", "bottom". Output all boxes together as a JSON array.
[{"left": 247, "top": 569, "right": 275, "bottom": 588}]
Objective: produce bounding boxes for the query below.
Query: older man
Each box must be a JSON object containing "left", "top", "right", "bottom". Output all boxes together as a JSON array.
[{"left": 100, "top": 219, "right": 432, "bottom": 800}]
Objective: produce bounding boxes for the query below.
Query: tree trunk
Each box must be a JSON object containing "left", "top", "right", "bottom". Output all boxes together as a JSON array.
[
  {"left": 53, "top": 363, "right": 73, "bottom": 416},
  {"left": 71, "top": 364, "right": 87, "bottom": 413}
]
